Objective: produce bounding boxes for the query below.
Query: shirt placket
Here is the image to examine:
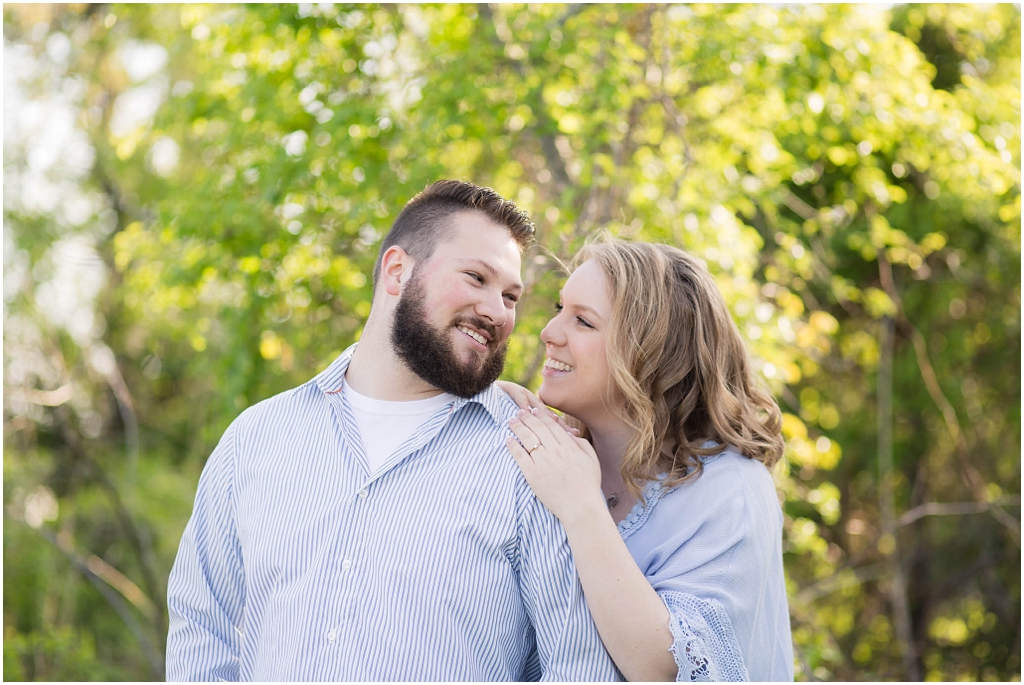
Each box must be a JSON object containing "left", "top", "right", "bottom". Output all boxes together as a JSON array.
[{"left": 317, "top": 390, "right": 376, "bottom": 676}]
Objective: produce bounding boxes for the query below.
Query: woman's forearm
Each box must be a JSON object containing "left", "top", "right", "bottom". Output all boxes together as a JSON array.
[
  {"left": 503, "top": 408, "right": 680, "bottom": 679},
  {"left": 561, "top": 508, "right": 678, "bottom": 681}
]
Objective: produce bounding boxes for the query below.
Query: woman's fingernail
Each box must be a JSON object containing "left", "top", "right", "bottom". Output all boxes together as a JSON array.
[
  {"left": 509, "top": 417, "right": 519, "bottom": 425},
  {"left": 530, "top": 407, "right": 539, "bottom": 415}
]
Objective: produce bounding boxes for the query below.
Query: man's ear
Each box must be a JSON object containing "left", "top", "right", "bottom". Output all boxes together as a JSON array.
[{"left": 380, "top": 245, "right": 413, "bottom": 297}]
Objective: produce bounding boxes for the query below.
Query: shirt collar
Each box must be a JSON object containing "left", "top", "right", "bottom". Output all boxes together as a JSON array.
[
  {"left": 312, "top": 343, "right": 509, "bottom": 427},
  {"left": 449, "top": 383, "right": 510, "bottom": 427},
  {"left": 311, "top": 344, "right": 357, "bottom": 395}
]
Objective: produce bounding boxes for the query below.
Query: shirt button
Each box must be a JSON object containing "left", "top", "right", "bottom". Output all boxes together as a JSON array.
[
  {"left": 358, "top": 489, "right": 368, "bottom": 500},
  {"left": 341, "top": 558, "right": 352, "bottom": 571},
  {"left": 327, "top": 629, "right": 336, "bottom": 642}
]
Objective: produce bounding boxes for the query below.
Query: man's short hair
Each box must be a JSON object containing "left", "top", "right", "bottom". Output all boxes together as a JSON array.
[{"left": 372, "top": 180, "right": 535, "bottom": 288}]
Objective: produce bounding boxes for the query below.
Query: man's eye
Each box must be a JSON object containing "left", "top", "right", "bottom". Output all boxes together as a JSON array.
[{"left": 504, "top": 294, "right": 519, "bottom": 304}]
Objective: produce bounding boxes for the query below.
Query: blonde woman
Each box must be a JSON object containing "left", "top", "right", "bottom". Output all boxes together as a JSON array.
[{"left": 500, "top": 239, "right": 793, "bottom": 681}]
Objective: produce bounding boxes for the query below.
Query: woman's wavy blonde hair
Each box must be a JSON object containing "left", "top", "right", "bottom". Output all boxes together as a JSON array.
[{"left": 573, "top": 238, "right": 784, "bottom": 496}]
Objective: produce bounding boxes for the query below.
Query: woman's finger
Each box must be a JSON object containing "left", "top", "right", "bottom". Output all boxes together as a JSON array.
[
  {"left": 528, "top": 406, "right": 579, "bottom": 437},
  {"left": 507, "top": 436, "right": 547, "bottom": 485},
  {"left": 495, "top": 383, "right": 581, "bottom": 438},
  {"left": 524, "top": 407, "right": 576, "bottom": 447},
  {"left": 507, "top": 416, "right": 540, "bottom": 450},
  {"left": 550, "top": 413, "right": 580, "bottom": 436},
  {"left": 514, "top": 409, "right": 562, "bottom": 449},
  {"left": 506, "top": 436, "right": 533, "bottom": 463},
  {"left": 496, "top": 381, "right": 533, "bottom": 410},
  {"left": 517, "top": 414, "right": 592, "bottom": 474},
  {"left": 519, "top": 387, "right": 544, "bottom": 410}
]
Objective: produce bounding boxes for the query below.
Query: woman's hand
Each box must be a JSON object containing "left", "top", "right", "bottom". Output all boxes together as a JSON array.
[
  {"left": 506, "top": 408, "right": 606, "bottom": 527},
  {"left": 495, "top": 380, "right": 544, "bottom": 411},
  {"left": 496, "top": 381, "right": 581, "bottom": 436}
]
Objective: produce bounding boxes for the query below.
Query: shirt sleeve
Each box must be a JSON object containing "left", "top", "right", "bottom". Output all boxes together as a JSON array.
[
  {"left": 660, "top": 591, "right": 750, "bottom": 682},
  {"left": 643, "top": 469, "right": 755, "bottom": 682},
  {"left": 166, "top": 422, "right": 246, "bottom": 681},
  {"left": 514, "top": 480, "right": 622, "bottom": 682}
]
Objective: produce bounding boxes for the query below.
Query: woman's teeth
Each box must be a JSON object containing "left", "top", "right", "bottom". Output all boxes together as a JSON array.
[{"left": 544, "top": 358, "right": 574, "bottom": 372}]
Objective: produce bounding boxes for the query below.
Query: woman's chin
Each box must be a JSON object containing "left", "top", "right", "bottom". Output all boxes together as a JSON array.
[{"left": 537, "top": 386, "right": 568, "bottom": 414}]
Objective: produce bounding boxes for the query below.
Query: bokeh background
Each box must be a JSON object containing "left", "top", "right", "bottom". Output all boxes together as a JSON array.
[{"left": 3, "top": 3, "right": 1020, "bottom": 681}]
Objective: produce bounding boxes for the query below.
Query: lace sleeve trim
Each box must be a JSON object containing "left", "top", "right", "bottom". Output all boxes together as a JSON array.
[{"left": 660, "top": 591, "right": 750, "bottom": 682}]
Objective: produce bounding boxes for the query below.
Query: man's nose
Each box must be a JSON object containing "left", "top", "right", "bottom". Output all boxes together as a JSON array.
[{"left": 475, "top": 289, "right": 508, "bottom": 327}]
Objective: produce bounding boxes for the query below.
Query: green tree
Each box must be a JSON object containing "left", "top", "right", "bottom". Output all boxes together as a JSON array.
[{"left": 4, "top": 4, "right": 1019, "bottom": 680}]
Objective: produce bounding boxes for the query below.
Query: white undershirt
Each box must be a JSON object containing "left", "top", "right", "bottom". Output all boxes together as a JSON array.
[{"left": 342, "top": 376, "right": 456, "bottom": 474}]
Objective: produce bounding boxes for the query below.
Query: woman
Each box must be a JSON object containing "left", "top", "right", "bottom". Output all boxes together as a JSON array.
[{"left": 500, "top": 239, "right": 793, "bottom": 681}]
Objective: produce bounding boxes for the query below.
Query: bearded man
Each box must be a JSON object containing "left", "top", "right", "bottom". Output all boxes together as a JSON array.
[{"left": 165, "top": 181, "right": 619, "bottom": 681}]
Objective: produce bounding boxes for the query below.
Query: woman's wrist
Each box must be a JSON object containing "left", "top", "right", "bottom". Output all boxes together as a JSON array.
[{"left": 557, "top": 490, "right": 613, "bottom": 532}]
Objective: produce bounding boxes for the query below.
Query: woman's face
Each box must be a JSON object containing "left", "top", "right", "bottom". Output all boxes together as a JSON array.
[{"left": 537, "top": 259, "right": 623, "bottom": 423}]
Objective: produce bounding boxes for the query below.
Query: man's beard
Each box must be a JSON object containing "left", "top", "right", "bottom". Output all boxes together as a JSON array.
[{"left": 390, "top": 274, "right": 508, "bottom": 398}]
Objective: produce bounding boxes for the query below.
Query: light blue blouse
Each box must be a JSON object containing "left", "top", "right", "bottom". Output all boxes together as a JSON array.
[{"left": 617, "top": 448, "right": 794, "bottom": 682}]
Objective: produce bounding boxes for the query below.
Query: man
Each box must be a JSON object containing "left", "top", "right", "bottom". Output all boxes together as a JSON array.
[{"left": 166, "top": 180, "right": 619, "bottom": 681}]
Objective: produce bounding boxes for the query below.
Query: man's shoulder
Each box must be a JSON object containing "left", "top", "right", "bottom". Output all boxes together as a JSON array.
[
  {"left": 487, "top": 384, "right": 522, "bottom": 420},
  {"left": 231, "top": 377, "right": 324, "bottom": 430},
  {"left": 238, "top": 348, "right": 351, "bottom": 424},
  {"left": 450, "top": 383, "right": 521, "bottom": 432}
]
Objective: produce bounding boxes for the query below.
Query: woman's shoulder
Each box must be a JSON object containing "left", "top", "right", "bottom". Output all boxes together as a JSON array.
[
  {"left": 621, "top": 447, "right": 780, "bottom": 538},
  {"left": 696, "top": 446, "right": 776, "bottom": 488},
  {"left": 656, "top": 447, "right": 778, "bottom": 519},
  {"left": 626, "top": 448, "right": 784, "bottom": 573}
]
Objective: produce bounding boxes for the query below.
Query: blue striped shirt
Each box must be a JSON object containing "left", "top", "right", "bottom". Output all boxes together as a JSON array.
[{"left": 166, "top": 347, "right": 620, "bottom": 681}]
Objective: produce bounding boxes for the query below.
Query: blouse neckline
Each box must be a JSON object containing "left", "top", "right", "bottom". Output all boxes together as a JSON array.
[
  {"left": 616, "top": 473, "right": 671, "bottom": 541},
  {"left": 615, "top": 450, "right": 728, "bottom": 540}
]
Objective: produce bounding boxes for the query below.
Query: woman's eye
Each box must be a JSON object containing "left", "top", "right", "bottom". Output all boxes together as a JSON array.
[
  {"left": 576, "top": 317, "right": 594, "bottom": 329},
  {"left": 554, "top": 302, "right": 564, "bottom": 312},
  {"left": 466, "top": 272, "right": 484, "bottom": 283}
]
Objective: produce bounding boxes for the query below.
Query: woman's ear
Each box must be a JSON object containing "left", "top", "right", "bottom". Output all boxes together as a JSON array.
[{"left": 380, "top": 245, "right": 413, "bottom": 297}]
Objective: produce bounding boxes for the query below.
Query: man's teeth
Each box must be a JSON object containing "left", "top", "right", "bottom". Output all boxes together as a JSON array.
[
  {"left": 544, "top": 358, "right": 574, "bottom": 372},
  {"left": 458, "top": 326, "right": 487, "bottom": 345}
]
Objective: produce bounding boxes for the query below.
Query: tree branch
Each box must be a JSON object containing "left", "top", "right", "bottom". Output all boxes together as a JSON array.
[
  {"left": 886, "top": 257, "right": 1021, "bottom": 545},
  {"left": 94, "top": 343, "right": 142, "bottom": 489},
  {"left": 877, "top": 304, "right": 920, "bottom": 680},
  {"left": 476, "top": 3, "right": 572, "bottom": 190},
  {"left": 793, "top": 563, "right": 887, "bottom": 606},
  {"left": 56, "top": 408, "right": 167, "bottom": 643},
  {"left": 17, "top": 518, "right": 164, "bottom": 678},
  {"left": 897, "top": 497, "right": 1021, "bottom": 528},
  {"left": 782, "top": 190, "right": 818, "bottom": 221},
  {"left": 3, "top": 384, "right": 75, "bottom": 406}
]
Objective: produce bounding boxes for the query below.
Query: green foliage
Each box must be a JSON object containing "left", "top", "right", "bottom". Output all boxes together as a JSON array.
[
  {"left": 3, "top": 627, "right": 116, "bottom": 681},
  {"left": 4, "top": 4, "right": 1019, "bottom": 681}
]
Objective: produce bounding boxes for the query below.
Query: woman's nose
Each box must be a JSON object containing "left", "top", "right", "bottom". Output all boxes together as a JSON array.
[{"left": 540, "top": 318, "right": 560, "bottom": 346}]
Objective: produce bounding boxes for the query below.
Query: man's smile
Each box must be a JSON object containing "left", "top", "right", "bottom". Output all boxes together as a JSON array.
[{"left": 456, "top": 324, "right": 489, "bottom": 347}]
